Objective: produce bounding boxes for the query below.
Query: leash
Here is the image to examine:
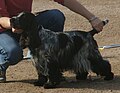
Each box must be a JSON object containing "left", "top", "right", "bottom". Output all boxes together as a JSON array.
[{"left": 99, "top": 44, "right": 120, "bottom": 50}]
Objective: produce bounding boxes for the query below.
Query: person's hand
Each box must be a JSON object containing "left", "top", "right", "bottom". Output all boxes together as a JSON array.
[
  {"left": 89, "top": 17, "right": 104, "bottom": 32},
  {"left": 0, "top": 17, "right": 11, "bottom": 29}
]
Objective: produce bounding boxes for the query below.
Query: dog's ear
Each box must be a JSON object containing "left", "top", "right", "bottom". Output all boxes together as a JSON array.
[{"left": 19, "top": 32, "right": 29, "bottom": 49}]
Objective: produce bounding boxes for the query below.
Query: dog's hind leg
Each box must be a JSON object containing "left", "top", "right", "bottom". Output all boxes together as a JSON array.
[
  {"left": 90, "top": 58, "right": 114, "bottom": 80},
  {"left": 43, "top": 61, "right": 62, "bottom": 89},
  {"left": 98, "top": 59, "right": 114, "bottom": 80}
]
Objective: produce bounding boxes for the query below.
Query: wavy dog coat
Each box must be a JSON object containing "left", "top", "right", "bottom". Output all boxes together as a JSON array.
[{"left": 10, "top": 12, "right": 114, "bottom": 88}]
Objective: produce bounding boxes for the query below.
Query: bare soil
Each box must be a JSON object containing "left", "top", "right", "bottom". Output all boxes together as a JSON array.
[{"left": 0, "top": 0, "right": 120, "bottom": 93}]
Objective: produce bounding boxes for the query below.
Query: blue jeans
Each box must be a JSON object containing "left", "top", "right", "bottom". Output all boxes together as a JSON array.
[
  {"left": 35, "top": 9, "right": 65, "bottom": 32},
  {"left": 0, "top": 9, "right": 65, "bottom": 71},
  {"left": 0, "top": 31, "right": 23, "bottom": 71}
]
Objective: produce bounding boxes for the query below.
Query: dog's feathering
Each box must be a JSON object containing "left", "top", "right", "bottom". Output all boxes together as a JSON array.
[{"left": 10, "top": 12, "right": 114, "bottom": 89}]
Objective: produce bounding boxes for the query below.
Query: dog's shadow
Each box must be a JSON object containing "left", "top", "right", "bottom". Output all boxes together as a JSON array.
[
  {"left": 57, "top": 75, "right": 120, "bottom": 90},
  {"left": 6, "top": 75, "right": 120, "bottom": 90}
]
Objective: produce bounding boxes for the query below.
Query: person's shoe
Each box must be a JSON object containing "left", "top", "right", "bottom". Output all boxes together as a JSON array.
[
  {"left": 23, "top": 50, "right": 32, "bottom": 61},
  {"left": 0, "top": 70, "right": 6, "bottom": 83}
]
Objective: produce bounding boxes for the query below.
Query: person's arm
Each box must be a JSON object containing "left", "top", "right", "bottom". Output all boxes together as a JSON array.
[
  {"left": 0, "top": 0, "right": 11, "bottom": 30},
  {"left": 54, "top": 0, "right": 103, "bottom": 32},
  {"left": 64, "top": 0, "right": 96, "bottom": 20}
]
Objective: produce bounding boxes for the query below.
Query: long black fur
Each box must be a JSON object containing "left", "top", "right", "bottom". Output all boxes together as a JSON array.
[{"left": 10, "top": 12, "right": 114, "bottom": 89}]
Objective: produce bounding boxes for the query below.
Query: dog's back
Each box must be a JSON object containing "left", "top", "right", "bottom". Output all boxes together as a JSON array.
[
  {"left": 59, "top": 31, "right": 98, "bottom": 72},
  {"left": 38, "top": 28, "right": 98, "bottom": 72}
]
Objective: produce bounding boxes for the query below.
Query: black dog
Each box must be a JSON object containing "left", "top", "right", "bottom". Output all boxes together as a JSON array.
[{"left": 10, "top": 12, "right": 114, "bottom": 89}]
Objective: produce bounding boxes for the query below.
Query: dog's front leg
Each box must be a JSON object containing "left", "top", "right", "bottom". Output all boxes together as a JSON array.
[
  {"left": 76, "top": 71, "right": 88, "bottom": 80},
  {"left": 34, "top": 73, "right": 48, "bottom": 86},
  {"left": 43, "top": 60, "right": 62, "bottom": 89}
]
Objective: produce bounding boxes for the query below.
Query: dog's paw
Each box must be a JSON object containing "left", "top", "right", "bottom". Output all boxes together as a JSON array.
[
  {"left": 104, "top": 72, "right": 114, "bottom": 80},
  {"left": 76, "top": 72, "right": 88, "bottom": 80},
  {"left": 34, "top": 80, "right": 45, "bottom": 86},
  {"left": 34, "top": 76, "right": 48, "bottom": 86},
  {"left": 60, "top": 76, "right": 66, "bottom": 82},
  {"left": 43, "top": 82, "right": 60, "bottom": 89}
]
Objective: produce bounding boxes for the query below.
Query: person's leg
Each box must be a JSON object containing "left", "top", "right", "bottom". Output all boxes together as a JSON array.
[
  {"left": 0, "top": 31, "right": 23, "bottom": 82},
  {"left": 25, "top": 9, "right": 65, "bottom": 59},
  {"left": 35, "top": 9, "right": 65, "bottom": 32}
]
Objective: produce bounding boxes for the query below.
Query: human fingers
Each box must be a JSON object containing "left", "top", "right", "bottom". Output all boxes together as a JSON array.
[{"left": 90, "top": 17, "right": 104, "bottom": 32}]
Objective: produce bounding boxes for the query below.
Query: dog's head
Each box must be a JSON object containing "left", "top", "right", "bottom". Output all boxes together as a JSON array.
[
  {"left": 10, "top": 12, "right": 40, "bottom": 49},
  {"left": 10, "top": 12, "right": 36, "bottom": 31}
]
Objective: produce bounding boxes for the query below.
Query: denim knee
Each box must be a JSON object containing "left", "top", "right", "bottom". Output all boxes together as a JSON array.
[
  {"left": 0, "top": 45, "right": 23, "bottom": 69},
  {"left": 0, "top": 46, "right": 9, "bottom": 67},
  {"left": 0, "top": 31, "right": 23, "bottom": 70},
  {"left": 7, "top": 45, "right": 23, "bottom": 65},
  {"left": 35, "top": 9, "right": 65, "bottom": 32}
]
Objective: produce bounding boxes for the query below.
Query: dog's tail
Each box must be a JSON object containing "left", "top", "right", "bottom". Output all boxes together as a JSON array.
[{"left": 89, "top": 19, "right": 109, "bottom": 36}]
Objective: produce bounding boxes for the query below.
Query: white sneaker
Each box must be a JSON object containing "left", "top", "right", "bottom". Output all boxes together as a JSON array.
[
  {"left": 0, "top": 70, "right": 6, "bottom": 83},
  {"left": 23, "top": 50, "right": 32, "bottom": 60}
]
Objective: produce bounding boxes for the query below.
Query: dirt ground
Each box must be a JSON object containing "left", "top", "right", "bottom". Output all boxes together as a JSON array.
[{"left": 0, "top": 0, "right": 120, "bottom": 93}]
